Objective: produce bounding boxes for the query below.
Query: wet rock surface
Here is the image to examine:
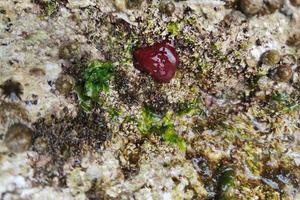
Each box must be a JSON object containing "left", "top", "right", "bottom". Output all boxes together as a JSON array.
[{"left": 0, "top": 0, "right": 300, "bottom": 199}]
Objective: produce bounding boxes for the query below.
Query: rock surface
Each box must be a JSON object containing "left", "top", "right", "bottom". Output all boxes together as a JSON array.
[{"left": 0, "top": 0, "right": 299, "bottom": 199}]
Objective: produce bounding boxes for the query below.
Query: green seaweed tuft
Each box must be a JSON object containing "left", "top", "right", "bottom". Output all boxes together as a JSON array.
[
  {"left": 75, "top": 60, "right": 114, "bottom": 111},
  {"left": 83, "top": 60, "right": 114, "bottom": 99},
  {"left": 176, "top": 99, "right": 203, "bottom": 116},
  {"left": 138, "top": 107, "right": 186, "bottom": 151},
  {"left": 167, "top": 22, "right": 180, "bottom": 36},
  {"left": 216, "top": 165, "right": 236, "bottom": 200}
]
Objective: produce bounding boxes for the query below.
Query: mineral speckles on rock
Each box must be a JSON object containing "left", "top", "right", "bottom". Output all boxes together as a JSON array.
[
  {"left": 29, "top": 67, "right": 46, "bottom": 77},
  {"left": 33, "top": 137, "right": 49, "bottom": 153}
]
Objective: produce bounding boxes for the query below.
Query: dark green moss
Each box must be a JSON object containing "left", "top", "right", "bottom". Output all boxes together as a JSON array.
[{"left": 32, "top": 0, "right": 67, "bottom": 16}]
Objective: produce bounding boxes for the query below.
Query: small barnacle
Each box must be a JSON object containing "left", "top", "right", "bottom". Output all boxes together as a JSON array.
[
  {"left": 238, "top": 0, "right": 263, "bottom": 16},
  {"left": 0, "top": 79, "right": 23, "bottom": 101},
  {"left": 126, "top": 0, "right": 143, "bottom": 9},
  {"left": 273, "top": 65, "right": 293, "bottom": 82},
  {"left": 4, "top": 123, "right": 33, "bottom": 153},
  {"left": 114, "top": 0, "right": 127, "bottom": 11},
  {"left": 224, "top": 0, "right": 236, "bottom": 9},
  {"left": 0, "top": 100, "right": 30, "bottom": 124},
  {"left": 261, "top": 50, "right": 281, "bottom": 65},
  {"left": 29, "top": 67, "right": 46, "bottom": 77},
  {"left": 55, "top": 74, "right": 76, "bottom": 95},
  {"left": 59, "top": 41, "right": 81, "bottom": 61},
  {"left": 159, "top": 1, "right": 176, "bottom": 16},
  {"left": 290, "top": 0, "right": 300, "bottom": 7},
  {"left": 286, "top": 32, "right": 300, "bottom": 47},
  {"left": 262, "top": 0, "right": 283, "bottom": 14}
]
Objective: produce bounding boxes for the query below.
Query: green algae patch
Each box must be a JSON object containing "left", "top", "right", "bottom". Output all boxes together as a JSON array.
[
  {"left": 244, "top": 142, "right": 261, "bottom": 176},
  {"left": 138, "top": 106, "right": 186, "bottom": 151},
  {"left": 162, "top": 112, "right": 186, "bottom": 151},
  {"left": 167, "top": 18, "right": 196, "bottom": 37},
  {"left": 269, "top": 92, "right": 300, "bottom": 113},
  {"left": 107, "top": 106, "right": 122, "bottom": 119},
  {"left": 43, "top": 1, "right": 57, "bottom": 16},
  {"left": 26, "top": 30, "right": 49, "bottom": 45},
  {"left": 74, "top": 85, "right": 93, "bottom": 112},
  {"left": 138, "top": 106, "right": 161, "bottom": 135},
  {"left": 216, "top": 165, "right": 236, "bottom": 200},
  {"left": 83, "top": 60, "right": 114, "bottom": 97},
  {"left": 75, "top": 60, "right": 114, "bottom": 111},
  {"left": 176, "top": 99, "right": 203, "bottom": 116},
  {"left": 167, "top": 22, "right": 180, "bottom": 36}
]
